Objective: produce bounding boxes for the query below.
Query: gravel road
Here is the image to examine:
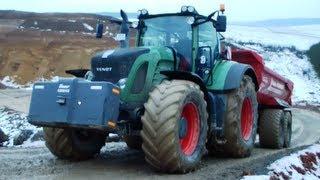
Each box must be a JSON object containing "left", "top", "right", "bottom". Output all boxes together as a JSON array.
[{"left": 0, "top": 89, "right": 319, "bottom": 180}]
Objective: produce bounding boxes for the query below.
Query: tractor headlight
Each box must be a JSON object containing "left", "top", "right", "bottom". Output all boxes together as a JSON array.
[
  {"left": 186, "top": 16, "right": 195, "bottom": 25},
  {"left": 181, "top": 6, "right": 188, "bottom": 12},
  {"left": 118, "top": 78, "right": 127, "bottom": 89},
  {"left": 132, "top": 21, "right": 139, "bottom": 28},
  {"left": 140, "top": 9, "right": 148, "bottom": 15},
  {"left": 187, "top": 6, "right": 195, "bottom": 13}
]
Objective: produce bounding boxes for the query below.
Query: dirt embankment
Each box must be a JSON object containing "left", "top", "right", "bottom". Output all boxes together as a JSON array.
[
  {"left": 0, "top": 32, "right": 117, "bottom": 84},
  {"left": 0, "top": 10, "right": 132, "bottom": 84}
]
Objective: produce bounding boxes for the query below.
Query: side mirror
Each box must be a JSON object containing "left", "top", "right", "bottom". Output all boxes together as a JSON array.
[
  {"left": 96, "top": 23, "right": 104, "bottom": 39},
  {"left": 216, "top": 15, "right": 227, "bottom": 32}
]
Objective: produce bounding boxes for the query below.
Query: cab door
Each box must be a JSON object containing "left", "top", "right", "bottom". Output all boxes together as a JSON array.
[{"left": 195, "top": 22, "right": 219, "bottom": 82}]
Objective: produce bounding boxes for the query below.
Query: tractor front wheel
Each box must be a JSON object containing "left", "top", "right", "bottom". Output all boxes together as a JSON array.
[
  {"left": 44, "top": 127, "right": 106, "bottom": 160},
  {"left": 141, "top": 80, "right": 208, "bottom": 173}
]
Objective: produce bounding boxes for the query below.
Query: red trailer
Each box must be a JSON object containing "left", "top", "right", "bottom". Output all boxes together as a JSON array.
[{"left": 232, "top": 49, "right": 294, "bottom": 108}]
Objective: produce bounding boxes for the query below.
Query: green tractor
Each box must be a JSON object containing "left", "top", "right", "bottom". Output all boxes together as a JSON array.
[{"left": 29, "top": 5, "right": 293, "bottom": 173}]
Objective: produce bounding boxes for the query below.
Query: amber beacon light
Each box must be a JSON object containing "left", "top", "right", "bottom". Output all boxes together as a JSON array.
[{"left": 220, "top": 4, "right": 225, "bottom": 12}]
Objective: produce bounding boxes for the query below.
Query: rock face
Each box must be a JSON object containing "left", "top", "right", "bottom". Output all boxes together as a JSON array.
[
  {"left": 0, "top": 128, "right": 9, "bottom": 146},
  {"left": 13, "top": 129, "right": 33, "bottom": 145}
]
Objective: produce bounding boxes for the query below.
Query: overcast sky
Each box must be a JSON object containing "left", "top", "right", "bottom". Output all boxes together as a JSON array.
[{"left": 1, "top": 0, "right": 319, "bottom": 22}]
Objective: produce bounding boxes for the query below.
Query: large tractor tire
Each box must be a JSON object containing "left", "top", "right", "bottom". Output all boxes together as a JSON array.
[
  {"left": 44, "top": 127, "right": 106, "bottom": 160},
  {"left": 283, "top": 111, "right": 292, "bottom": 148},
  {"left": 208, "top": 75, "right": 258, "bottom": 157},
  {"left": 123, "top": 135, "right": 142, "bottom": 150},
  {"left": 259, "top": 109, "right": 285, "bottom": 149},
  {"left": 141, "top": 80, "right": 208, "bottom": 173}
]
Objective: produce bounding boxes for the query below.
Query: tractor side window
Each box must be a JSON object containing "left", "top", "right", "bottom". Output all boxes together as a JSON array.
[{"left": 198, "top": 22, "right": 218, "bottom": 59}]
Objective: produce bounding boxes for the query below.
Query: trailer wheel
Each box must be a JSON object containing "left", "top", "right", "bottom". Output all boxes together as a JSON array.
[
  {"left": 44, "top": 127, "right": 106, "bottom": 160},
  {"left": 283, "top": 112, "right": 292, "bottom": 148},
  {"left": 141, "top": 80, "right": 208, "bottom": 173},
  {"left": 123, "top": 135, "right": 142, "bottom": 149},
  {"left": 208, "top": 75, "right": 258, "bottom": 157},
  {"left": 259, "top": 109, "right": 285, "bottom": 149}
]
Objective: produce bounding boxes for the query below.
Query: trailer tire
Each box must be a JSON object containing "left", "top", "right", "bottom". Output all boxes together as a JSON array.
[
  {"left": 208, "top": 75, "right": 258, "bottom": 157},
  {"left": 141, "top": 80, "right": 208, "bottom": 173},
  {"left": 259, "top": 109, "right": 285, "bottom": 149},
  {"left": 283, "top": 112, "right": 292, "bottom": 148},
  {"left": 44, "top": 127, "right": 106, "bottom": 160},
  {"left": 123, "top": 135, "right": 142, "bottom": 150}
]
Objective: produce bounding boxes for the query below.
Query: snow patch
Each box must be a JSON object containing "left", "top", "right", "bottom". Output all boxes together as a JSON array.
[
  {"left": 0, "top": 76, "right": 60, "bottom": 90},
  {"left": 83, "top": 23, "right": 94, "bottom": 31},
  {"left": 20, "top": 140, "right": 45, "bottom": 148},
  {"left": 100, "top": 142, "right": 128, "bottom": 153},
  {"left": 243, "top": 144, "right": 320, "bottom": 179},
  {"left": 0, "top": 107, "right": 42, "bottom": 147},
  {"left": 0, "top": 76, "right": 33, "bottom": 90}
]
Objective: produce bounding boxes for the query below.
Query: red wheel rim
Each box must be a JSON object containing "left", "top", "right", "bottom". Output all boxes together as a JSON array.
[
  {"left": 179, "top": 103, "right": 200, "bottom": 156},
  {"left": 241, "top": 98, "right": 253, "bottom": 141}
]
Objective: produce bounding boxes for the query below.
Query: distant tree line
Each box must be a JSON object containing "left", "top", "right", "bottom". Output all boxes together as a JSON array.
[{"left": 307, "top": 42, "right": 320, "bottom": 78}]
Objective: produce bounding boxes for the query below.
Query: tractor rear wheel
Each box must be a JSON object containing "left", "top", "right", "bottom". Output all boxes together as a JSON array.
[
  {"left": 141, "top": 80, "right": 208, "bottom": 173},
  {"left": 123, "top": 135, "right": 142, "bottom": 149},
  {"left": 283, "top": 111, "right": 292, "bottom": 148},
  {"left": 43, "top": 127, "right": 106, "bottom": 160},
  {"left": 259, "top": 109, "right": 285, "bottom": 149},
  {"left": 208, "top": 75, "right": 258, "bottom": 157}
]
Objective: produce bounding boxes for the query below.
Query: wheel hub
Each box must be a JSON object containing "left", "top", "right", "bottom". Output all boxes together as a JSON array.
[
  {"left": 240, "top": 98, "right": 253, "bottom": 141},
  {"left": 179, "top": 117, "right": 188, "bottom": 139},
  {"left": 179, "top": 103, "right": 200, "bottom": 156}
]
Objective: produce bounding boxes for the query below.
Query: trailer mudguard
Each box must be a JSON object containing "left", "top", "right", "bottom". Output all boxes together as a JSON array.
[
  {"left": 28, "top": 78, "right": 120, "bottom": 129},
  {"left": 208, "top": 60, "right": 258, "bottom": 92}
]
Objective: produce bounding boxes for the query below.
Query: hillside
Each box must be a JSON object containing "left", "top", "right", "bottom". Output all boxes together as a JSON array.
[{"left": 0, "top": 10, "right": 122, "bottom": 84}]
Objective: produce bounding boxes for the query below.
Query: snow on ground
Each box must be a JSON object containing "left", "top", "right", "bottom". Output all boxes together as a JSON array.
[
  {"left": 243, "top": 144, "right": 320, "bottom": 179},
  {"left": 225, "top": 25, "right": 320, "bottom": 51},
  {"left": 0, "top": 76, "right": 32, "bottom": 90},
  {"left": 0, "top": 107, "right": 42, "bottom": 147},
  {"left": 68, "top": 19, "right": 77, "bottom": 23},
  {"left": 83, "top": 23, "right": 94, "bottom": 31}
]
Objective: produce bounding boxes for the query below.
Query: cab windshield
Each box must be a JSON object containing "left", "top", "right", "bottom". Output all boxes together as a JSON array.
[{"left": 139, "top": 16, "right": 193, "bottom": 70}]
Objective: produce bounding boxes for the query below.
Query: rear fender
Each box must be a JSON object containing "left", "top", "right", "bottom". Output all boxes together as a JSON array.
[{"left": 208, "top": 60, "right": 259, "bottom": 92}]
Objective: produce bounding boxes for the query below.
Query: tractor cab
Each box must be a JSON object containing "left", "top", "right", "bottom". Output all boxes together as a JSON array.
[{"left": 135, "top": 6, "right": 227, "bottom": 76}]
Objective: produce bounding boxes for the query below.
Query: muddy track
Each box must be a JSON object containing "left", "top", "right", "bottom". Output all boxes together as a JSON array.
[{"left": 0, "top": 89, "right": 320, "bottom": 179}]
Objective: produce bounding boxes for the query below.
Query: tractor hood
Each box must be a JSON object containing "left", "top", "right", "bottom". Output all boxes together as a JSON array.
[{"left": 91, "top": 47, "right": 150, "bottom": 83}]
